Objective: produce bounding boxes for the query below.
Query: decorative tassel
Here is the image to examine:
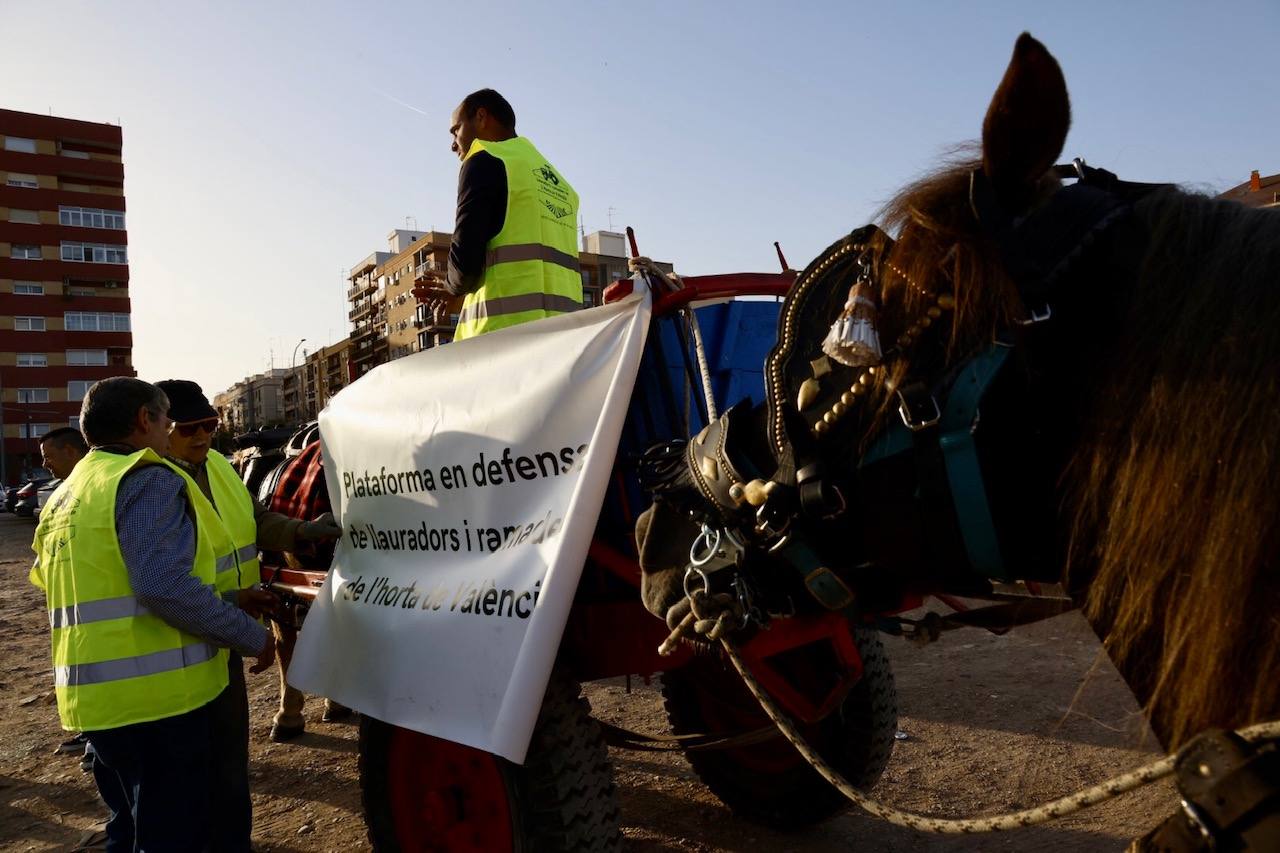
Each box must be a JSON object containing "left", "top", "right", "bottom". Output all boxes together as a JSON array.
[{"left": 822, "top": 260, "right": 882, "bottom": 368}]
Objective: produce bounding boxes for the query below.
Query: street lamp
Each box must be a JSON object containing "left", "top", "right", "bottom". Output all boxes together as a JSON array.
[{"left": 290, "top": 338, "right": 306, "bottom": 424}]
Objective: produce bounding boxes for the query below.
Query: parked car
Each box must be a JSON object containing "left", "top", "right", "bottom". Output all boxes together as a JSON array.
[
  {"left": 14, "top": 477, "right": 55, "bottom": 518},
  {"left": 2, "top": 485, "right": 18, "bottom": 513}
]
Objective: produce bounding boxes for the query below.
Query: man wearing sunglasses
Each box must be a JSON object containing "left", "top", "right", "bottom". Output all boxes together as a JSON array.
[{"left": 155, "top": 379, "right": 341, "bottom": 853}]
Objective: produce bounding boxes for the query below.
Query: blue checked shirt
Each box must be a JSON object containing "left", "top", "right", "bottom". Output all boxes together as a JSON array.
[{"left": 115, "top": 462, "right": 266, "bottom": 657}]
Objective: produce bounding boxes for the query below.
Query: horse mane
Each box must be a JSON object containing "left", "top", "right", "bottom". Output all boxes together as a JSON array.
[{"left": 872, "top": 154, "right": 1280, "bottom": 747}]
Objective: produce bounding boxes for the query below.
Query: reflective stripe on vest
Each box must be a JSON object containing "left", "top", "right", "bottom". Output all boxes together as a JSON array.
[
  {"left": 454, "top": 136, "right": 582, "bottom": 341},
  {"left": 457, "top": 291, "right": 585, "bottom": 326},
  {"left": 31, "top": 448, "right": 234, "bottom": 731},
  {"left": 213, "top": 543, "right": 260, "bottom": 576},
  {"left": 55, "top": 642, "right": 218, "bottom": 687},
  {"left": 50, "top": 594, "right": 151, "bottom": 628},
  {"left": 484, "top": 243, "right": 581, "bottom": 272}
]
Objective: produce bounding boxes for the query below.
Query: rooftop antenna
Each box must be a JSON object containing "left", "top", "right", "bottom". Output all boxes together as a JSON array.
[
  {"left": 607, "top": 207, "right": 617, "bottom": 230},
  {"left": 406, "top": 215, "right": 418, "bottom": 230}
]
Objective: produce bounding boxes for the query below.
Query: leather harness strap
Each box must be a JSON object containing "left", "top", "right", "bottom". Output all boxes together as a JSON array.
[{"left": 1137, "top": 730, "right": 1280, "bottom": 851}]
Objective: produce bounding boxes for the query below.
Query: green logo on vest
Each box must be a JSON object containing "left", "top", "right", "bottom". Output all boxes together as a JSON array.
[
  {"left": 534, "top": 164, "right": 560, "bottom": 186},
  {"left": 542, "top": 199, "right": 573, "bottom": 219}
]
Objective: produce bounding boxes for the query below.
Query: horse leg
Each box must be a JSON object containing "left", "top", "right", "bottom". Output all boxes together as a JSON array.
[
  {"left": 269, "top": 620, "right": 307, "bottom": 742},
  {"left": 321, "top": 698, "right": 352, "bottom": 723}
]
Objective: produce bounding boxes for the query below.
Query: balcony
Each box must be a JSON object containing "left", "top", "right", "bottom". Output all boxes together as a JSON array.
[
  {"left": 415, "top": 260, "right": 446, "bottom": 281},
  {"left": 346, "top": 277, "right": 377, "bottom": 300},
  {"left": 349, "top": 301, "right": 374, "bottom": 322},
  {"left": 413, "top": 316, "right": 455, "bottom": 332},
  {"left": 352, "top": 323, "right": 382, "bottom": 342}
]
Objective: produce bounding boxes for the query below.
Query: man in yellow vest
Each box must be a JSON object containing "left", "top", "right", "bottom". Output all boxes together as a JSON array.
[
  {"left": 441, "top": 88, "right": 583, "bottom": 340},
  {"left": 30, "top": 377, "right": 277, "bottom": 851},
  {"left": 156, "top": 379, "right": 341, "bottom": 853}
]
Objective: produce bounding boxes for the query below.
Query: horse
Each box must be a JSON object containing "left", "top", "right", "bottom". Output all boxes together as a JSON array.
[
  {"left": 636, "top": 33, "right": 1280, "bottom": 844},
  {"left": 233, "top": 422, "right": 349, "bottom": 740}
]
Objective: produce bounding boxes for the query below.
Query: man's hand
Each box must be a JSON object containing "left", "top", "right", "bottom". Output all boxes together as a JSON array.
[
  {"left": 249, "top": 631, "right": 277, "bottom": 674},
  {"left": 237, "top": 585, "right": 279, "bottom": 620},
  {"left": 298, "top": 512, "right": 342, "bottom": 542}
]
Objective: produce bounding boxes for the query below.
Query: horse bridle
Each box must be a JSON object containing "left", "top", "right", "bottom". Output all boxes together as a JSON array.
[{"left": 969, "top": 158, "right": 1172, "bottom": 310}]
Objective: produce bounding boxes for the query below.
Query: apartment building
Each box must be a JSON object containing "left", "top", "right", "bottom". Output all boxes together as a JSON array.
[
  {"left": 0, "top": 109, "right": 133, "bottom": 482},
  {"left": 281, "top": 337, "right": 352, "bottom": 423},
  {"left": 213, "top": 368, "right": 288, "bottom": 434},
  {"left": 347, "top": 248, "right": 394, "bottom": 379}
]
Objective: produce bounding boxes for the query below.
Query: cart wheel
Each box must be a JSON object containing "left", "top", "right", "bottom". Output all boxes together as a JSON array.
[
  {"left": 360, "top": 670, "right": 622, "bottom": 852},
  {"left": 662, "top": 626, "right": 897, "bottom": 829}
]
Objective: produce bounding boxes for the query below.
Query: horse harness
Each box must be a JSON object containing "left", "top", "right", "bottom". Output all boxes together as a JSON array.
[
  {"left": 668, "top": 160, "right": 1174, "bottom": 607},
  {"left": 642, "top": 162, "right": 1280, "bottom": 848}
]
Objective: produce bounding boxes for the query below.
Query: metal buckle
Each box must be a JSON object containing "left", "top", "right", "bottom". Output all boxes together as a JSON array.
[
  {"left": 897, "top": 394, "right": 941, "bottom": 431},
  {"left": 1179, "top": 798, "right": 1217, "bottom": 849},
  {"left": 754, "top": 503, "right": 791, "bottom": 539},
  {"left": 1018, "top": 305, "right": 1052, "bottom": 325},
  {"left": 821, "top": 484, "right": 847, "bottom": 520}
]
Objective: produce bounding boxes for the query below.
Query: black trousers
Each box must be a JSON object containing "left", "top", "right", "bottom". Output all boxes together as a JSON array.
[
  {"left": 87, "top": 697, "right": 218, "bottom": 852},
  {"left": 208, "top": 653, "right": 253, "bottom": 852}
]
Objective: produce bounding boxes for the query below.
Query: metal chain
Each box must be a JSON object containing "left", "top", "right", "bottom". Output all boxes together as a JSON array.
[{"left": 719, "top": 637, "right": 1280, "bottom": 834}]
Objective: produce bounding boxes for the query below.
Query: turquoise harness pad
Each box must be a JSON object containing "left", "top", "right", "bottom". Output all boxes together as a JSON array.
[{"left": 860, "top": 345, "right": 1013, "bottom": 581}]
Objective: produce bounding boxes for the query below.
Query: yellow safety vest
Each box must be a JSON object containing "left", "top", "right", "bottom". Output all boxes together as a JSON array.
[
  {"left": 454, "top": 136, "right": 582, "bottom": 340},
  {"left": 204, "top": 453, "right": 261, "bottom": 604},
  {"left": 30, "top": 448, "right": 236, "bottom": 731}
]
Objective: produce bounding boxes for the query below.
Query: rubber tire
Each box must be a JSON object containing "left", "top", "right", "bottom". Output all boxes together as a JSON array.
[
  {"left": 360, "top": 670, "right": 622, "bottom": 852},
  {"left": 662, "top": 626, "right": 897, "bottom": 829}
]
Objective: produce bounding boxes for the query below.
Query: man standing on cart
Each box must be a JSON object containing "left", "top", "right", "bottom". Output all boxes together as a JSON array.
[{"left": 440, "top": 88, "right": 583, "bottom": 339}]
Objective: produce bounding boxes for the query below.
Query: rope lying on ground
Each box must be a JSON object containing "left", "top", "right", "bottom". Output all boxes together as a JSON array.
[{"left": 717, "top": 634, "right": 1280, "bottom": 834}]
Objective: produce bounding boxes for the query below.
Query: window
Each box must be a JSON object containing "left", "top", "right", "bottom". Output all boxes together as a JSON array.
[
  {"left": 15, "top": 316, "right": 46, "bottom": 331},
  {"left": 61, "top": 149, "right": 90, "bottom": 160},
  {"left": 11, "top": 244, "right": 42, "bottom": 259},
  {"left": 5, "top": 173, "right": 38, "bottom": 188},
  {"left": 4, "top": 137, "right": 37, "bottom": 153},
  {"left": 17, "top": 388, "right": 50, "bottom": 404},
  {"left": 68, "top": 416, "right": 80, "bottom": 429},
  {"left": 13, "top": 282, "right": 44, "bottom": 295},
  {"left": 17, "top": 353, "right": 47, "bottom": 367},
  {"left": 8, "top": 209, "right": 40, "bottom": 224},
  {"left": 64, "top": 312, "right": 130, "bottom": 332},
  {"left": 68, "top": 380, "right": 93, "bottom": 401},
  {"left": 18, "top": 424, "right": 51, "bottom": 439},
  {"left": 67, "top": 349, "right": 107, "bottom": 365},
  {"left": 59, "top": 206, "right": 125, "bottom": 230},
  {"left": 67, "top": 287, "right": 96, "bottom": 296},
  {"left": 61, "top": 242, "right": 127, "bottom": 264}
]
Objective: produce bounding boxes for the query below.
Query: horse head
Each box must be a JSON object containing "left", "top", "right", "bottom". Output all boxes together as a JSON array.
[{"left": 640, "top": 33, "right": 1280, "bottom": 749}]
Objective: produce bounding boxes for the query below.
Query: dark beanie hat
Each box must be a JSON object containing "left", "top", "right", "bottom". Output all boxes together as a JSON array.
[{"left": 155, "top": 379, "right": 218, "bottom": 423}]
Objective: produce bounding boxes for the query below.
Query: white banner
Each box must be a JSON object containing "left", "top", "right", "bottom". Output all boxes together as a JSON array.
[{"left": 288, "top": 291, "right": 651, "bottom": 762}]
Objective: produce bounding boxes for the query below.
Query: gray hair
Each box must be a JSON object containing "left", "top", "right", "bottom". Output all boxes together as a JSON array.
[{"left": 80, "top": 378, "right": 169, "bottom": 447}]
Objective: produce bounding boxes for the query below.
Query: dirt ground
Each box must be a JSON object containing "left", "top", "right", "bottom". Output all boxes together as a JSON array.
[{"left": 0, "top": 511, "right": 1175, "bottom": 852}]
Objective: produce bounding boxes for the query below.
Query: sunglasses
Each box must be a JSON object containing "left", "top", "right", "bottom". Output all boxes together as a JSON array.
[{"left": 172, "top": 418, "right": 220, "bottom": 437}]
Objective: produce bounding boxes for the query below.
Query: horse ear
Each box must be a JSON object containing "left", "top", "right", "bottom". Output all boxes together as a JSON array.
[{"left": 981, "top": 33, "right": 1071, "bottom": 211}]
